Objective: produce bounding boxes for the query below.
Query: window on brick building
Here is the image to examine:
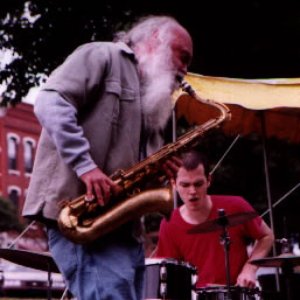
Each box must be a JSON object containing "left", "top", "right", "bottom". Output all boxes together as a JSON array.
[
  {"left": 8, "top": 187, "right": 21, "bottom": 210},
  {"left": 24, "top": 139, "right": 35, "bottom": 173},
  {"left": 7, "top": 134, "right": 19, "bottom": 171}
]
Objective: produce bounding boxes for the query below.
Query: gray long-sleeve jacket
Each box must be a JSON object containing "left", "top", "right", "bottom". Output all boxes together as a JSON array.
[{"left": 22, "top": 41, "right": 164, "bottom": 222}]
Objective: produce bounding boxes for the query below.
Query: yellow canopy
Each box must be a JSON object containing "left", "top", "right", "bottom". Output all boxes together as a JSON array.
[
  {"left": 175, "top": 73, "right": 300, "bottom": 143},
  {"left": 181, "top": 72, "right": 300, "bottom": 109}
]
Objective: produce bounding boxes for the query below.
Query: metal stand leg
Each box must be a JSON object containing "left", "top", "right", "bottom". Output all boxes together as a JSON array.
[
  {"left": 282, "top": 264, "right": 294, "bottom": 300},
  {"left": 47, "top": 263, "right": 53, "bottom": 300},
  {"left": 218, "top": 209, "right": 232, "bottom": 300},
  {"left": 60, "top": 287, "right": 70, "bottom": 300}
]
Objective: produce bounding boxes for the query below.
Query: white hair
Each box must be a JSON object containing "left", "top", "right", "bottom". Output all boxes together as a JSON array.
[
  {"left": 117, "top": 16, "right": 186, "bottom": 131},
  {"left": 119, "top": 16, "right": 182, "bottom": 47}
]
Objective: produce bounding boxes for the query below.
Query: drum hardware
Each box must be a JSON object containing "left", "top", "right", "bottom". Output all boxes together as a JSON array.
[
  {"left": 0, "top": 248, "right": 59, "bottom": 273},
  {"left": 187, "top": 211, "right": 258, "bottom": 234},
  {"left": 189, "top": 209, "right": 256, "bottom": 300},
  {"left": 0, "top": 248, "right": 60, "bottom": 300},
  {"left": 196, "top": 286, "right": 259, "bottom": 300},
  {"left": 250, "top": 255, "right": 300, "bottom": 300},
  {"left": 143, "top": 258, "right": 197, "bottom": 300},
  {"left": 217, "top": 209, "right": 233, "bottom": 300},
  {"left": 160, "top": 264, "right": 167, "bottom": 281},
  {"left": 276, "top": 238, "right": 294, "bottom": 255},
  {"left": 159, "top": 264, "right": 168, "bottom": 298},
  {"left": 276, "top": 236, "right": 300, "bottom": 256},
  {"left": 249, "top": 255, "right": 300, "bottom": 270}
]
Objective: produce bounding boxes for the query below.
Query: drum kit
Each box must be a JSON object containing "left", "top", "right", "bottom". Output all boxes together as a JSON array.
[
  {"left": 143, "top": 209, "right": 300, "bottom": 300},
  {"left": 143, "top": 258, "right": 259, "bottom": 300},
  {"left": 0, "top": 210, "right": 299, "bottom": 300},
  {"left": 143, "top": 209, "right": 259, "bottom": 300}
]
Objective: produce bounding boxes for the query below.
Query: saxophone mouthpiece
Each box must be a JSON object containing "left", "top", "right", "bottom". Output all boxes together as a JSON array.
[
  {"left": 179, "top": 80, "right": 195, "bottom": 97},
  {"left": 175, "top": 73, "right": 194, "bottom": 95},
  {"left": 176, "top": 74, "right": 184, "bottom": 83}
]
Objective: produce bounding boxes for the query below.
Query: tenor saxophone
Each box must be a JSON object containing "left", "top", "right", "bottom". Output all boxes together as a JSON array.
[{"left": 57, "top": 80, "right": 231, "bottom": 244}]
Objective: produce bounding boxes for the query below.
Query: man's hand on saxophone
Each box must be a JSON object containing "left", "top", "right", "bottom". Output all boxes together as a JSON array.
[
  {"left": 80, "top": 167, "right": 119, "bottom": 207},
  {"left": 80, "top": 155, "right": 181, "bottom": 207},
  {"left": 161, "top": 156, "right": 182, "bottom": 181}
]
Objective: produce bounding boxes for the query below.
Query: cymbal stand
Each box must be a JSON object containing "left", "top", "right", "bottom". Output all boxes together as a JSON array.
[
  {"left": 217, "top": 209, "right": 232, "bottom": 300},
  {"left": 7, "top": 220, "right": 36, "bottom": 249},
  {"left": 47, "top": 263, "right": 53, "bottom": 300},
  {"left": 60, "top": 287, "right": 69, "bottom": 300},
  {"left": 281, "top": 262, "right": 294, "bottom": 300},
  {"left": 6, "top": 220, "right": 53, "bottom": 300},
  {"left": 260, "top": 182, "right": 300, "bottom": 294}
]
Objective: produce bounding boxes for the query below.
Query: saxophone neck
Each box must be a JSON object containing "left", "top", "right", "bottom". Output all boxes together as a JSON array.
[{"left": 179, "top": 79, "right": 231, "bottom": 124}]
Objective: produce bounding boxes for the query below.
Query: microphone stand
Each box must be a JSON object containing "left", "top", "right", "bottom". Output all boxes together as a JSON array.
[{"left": 217, "top": 209, "right": 232, "bottom": 300}]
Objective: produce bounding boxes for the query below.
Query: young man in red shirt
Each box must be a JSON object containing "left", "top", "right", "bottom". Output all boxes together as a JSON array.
[{"left": 155, "top": 149, "right": 274, "bottom": 289}]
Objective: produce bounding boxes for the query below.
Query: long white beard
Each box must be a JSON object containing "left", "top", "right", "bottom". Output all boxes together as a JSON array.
[{"left": 139, "top": 49, "right": 179, "bottom": 132}]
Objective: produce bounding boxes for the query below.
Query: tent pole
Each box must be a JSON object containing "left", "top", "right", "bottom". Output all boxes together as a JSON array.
[
  {"left": 261, "top": 182, "right": 300, "bottom": 218},
  {"left": 261, "top": 124, "right": 277, "bottom": 252},
  {"left": 210, "top": 134, "right": 240, "bottom": 175},
  {"left": 172, "top": 109, "right": 178, "bottom": 208},
  {"left": 260, "top": 112, "right": 281, "bottom": 292}
]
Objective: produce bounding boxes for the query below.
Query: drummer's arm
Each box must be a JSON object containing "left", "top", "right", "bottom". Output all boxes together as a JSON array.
[{"left": 237, "top": 220, "right": 274, "bottom": 288}]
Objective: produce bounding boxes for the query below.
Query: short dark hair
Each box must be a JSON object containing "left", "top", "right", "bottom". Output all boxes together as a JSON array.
[{"left": 180, "top": 149, "right": 210, "bottom": 177}]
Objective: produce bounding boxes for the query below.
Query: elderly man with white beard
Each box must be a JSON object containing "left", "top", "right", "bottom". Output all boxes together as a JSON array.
[{"left": 22, "top": 15, "right": 193, "bottom": 300}]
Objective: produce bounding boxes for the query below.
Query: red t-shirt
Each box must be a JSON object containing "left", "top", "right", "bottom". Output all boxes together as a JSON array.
[{"left": 155, "top": 195, "right": 265, "bottom": 287}]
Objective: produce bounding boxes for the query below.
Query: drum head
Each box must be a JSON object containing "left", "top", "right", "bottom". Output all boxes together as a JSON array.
[{"left": 145, "top": 257, "right": 179, "bottom": 265}]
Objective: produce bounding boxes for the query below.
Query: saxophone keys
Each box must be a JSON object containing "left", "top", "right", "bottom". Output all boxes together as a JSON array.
[{"left": 84, "top": 194, "right": 95, "bottom": 202}]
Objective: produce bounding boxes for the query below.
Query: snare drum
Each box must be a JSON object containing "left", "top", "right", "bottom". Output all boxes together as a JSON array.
[
  {"left": 196, "top": 286, "right": 259, "bottom": 300},
  {"left": 143, "top": 258, "right": 197, "bottom": 300}
]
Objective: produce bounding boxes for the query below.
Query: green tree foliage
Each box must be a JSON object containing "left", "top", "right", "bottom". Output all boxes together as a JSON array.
[
  {"left": 2, "top": 0, "right": 300, "bottom": 105},
  {"left": 0, "top": 0, "right": 137, "bottom": 105},
  {"left": 0, "top": 197, "right": 24, "bottom": 232}
]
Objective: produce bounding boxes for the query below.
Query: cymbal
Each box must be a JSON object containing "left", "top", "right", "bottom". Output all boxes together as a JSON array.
[
  {"left": 0, "top": 248, "right": 60, "bottom": 273},
  {"left": 187, "top": 211, "right": 258, "bottom": 234},
  {"left": 250, "top": 255, "right": 300, "bottom": 268}
]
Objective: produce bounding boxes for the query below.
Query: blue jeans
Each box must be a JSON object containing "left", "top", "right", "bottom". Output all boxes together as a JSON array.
[{"left": 47, "top": 227, "right": 145, "bottom": 300}]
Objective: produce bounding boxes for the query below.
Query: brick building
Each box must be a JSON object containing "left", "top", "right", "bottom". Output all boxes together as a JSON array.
[
  {"left": 0, "top": 102, "right": 48, "bottom": 250},
  {"left": 0, "top": 102, "right": 41, "bottom": 215}
]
